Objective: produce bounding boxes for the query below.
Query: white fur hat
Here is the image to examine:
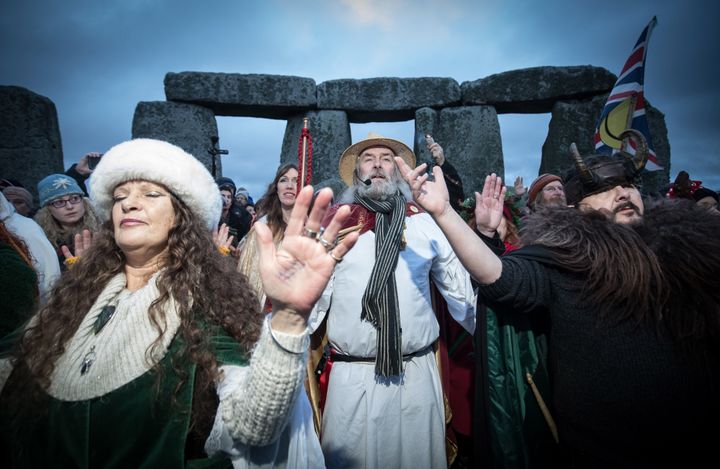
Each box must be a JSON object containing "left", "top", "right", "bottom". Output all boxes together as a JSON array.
[{"left": 88, "top": 139, "right": 222, "bottom": 230}]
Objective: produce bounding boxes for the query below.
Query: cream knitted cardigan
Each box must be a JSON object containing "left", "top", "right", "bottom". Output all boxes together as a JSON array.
[{"left": 0, "top": 272, "right": 309, "bottom": 447}]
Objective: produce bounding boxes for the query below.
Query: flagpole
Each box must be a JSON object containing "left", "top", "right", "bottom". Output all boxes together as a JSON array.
[{"left": 620, "top": 95, "right": 636, "bottom": 153}]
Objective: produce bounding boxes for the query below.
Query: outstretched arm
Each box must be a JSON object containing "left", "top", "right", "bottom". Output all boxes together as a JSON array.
[
  {"left": 395, "top": 157, "right": 503, "bottom": 284},
  {"left": 219, "top": 185, "right": 358, "bottom": 447}
]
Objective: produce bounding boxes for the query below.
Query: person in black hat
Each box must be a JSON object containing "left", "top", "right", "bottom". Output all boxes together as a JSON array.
[
  {"left": 693, "top": 187, "right": 719, "bottom": 212},
  {"left": 216, "top": 177, "right": 252, "bottom": 249},
  {"left": 396, "top": 129, "right": 720, "bottom": 468}
]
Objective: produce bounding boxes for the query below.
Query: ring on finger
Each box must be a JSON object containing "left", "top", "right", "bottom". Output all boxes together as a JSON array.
[
  {"left": 329, "top": 251, "right": 343, "bottom": 263},
  {"left": 303, "top": 227, "right": 320, "bottom": 238},
  {"left": 319, "top": 237, "right": 336, "bottom": 251}
]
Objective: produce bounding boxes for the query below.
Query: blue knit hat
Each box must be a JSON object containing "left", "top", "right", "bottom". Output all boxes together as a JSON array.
[{"left": 37, "top": 174, "right": 84, "bottom": 207}]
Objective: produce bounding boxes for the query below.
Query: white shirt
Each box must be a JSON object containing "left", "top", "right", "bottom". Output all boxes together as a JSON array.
[{"left": 311, "top": 211, "right": 475, "bottom": 355}]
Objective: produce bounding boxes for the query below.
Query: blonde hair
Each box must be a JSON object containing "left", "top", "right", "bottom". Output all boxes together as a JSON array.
[{"left": 33, "top": 198, "right": 101, "bottom": 249}]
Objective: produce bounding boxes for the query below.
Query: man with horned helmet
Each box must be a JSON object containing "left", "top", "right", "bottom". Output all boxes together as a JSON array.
[
  {"left": 396, "top": 129, "right": 720, "bottom": 468},
  {"left": 310, "top": 133, "right": 476, "bottom": 468}
]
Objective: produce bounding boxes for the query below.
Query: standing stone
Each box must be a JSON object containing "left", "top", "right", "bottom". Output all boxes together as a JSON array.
[
  {"left": 435, "top": 106, "right": 504, "bottom": 194},
  {"left": 414, "top": 107, "right": 440, "bottom": 168},
  {"left": 281, "top": 111, "right": 351, "bottom": 195},
  {"left": 541, "top": 96, "right": 606, "bottom": 178},
  {"left": 542, "top": 95, "right": 669, "bottom": 194},
  {"left": 132, "top": 101, "right": 221, "bottom": 177},
  {"left": 0, "top": 86, "right": 64, "bottom": 198},
  {"left": 643, "top": 102, "right": 671, "bottom": 194}
]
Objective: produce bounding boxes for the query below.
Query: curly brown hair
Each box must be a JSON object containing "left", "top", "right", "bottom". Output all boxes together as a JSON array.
[
  {"left": 7, "top": 192, "right": 262, "bottom": 430},
  {"left": 256, "top": 163, "right": 298, "bottom": 241}
]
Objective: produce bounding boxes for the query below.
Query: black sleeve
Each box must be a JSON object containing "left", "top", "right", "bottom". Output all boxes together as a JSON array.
[
  {"left": 440, "top": 160, "right": 465, "bottom": 212},
  {"left": 476, "top": 230, "right": 506, "bottom": 256},
  {"left": 228, "top": 207, "right": 252, "bottom": 246},
  {"left": 478, "top": 255, "right": 554, "bottom": 314},
  {"left": 65, "top": 164, "right": 90, "bottom": 196}
]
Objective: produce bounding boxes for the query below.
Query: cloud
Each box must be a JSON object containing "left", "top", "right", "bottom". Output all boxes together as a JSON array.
[
  {"left": 338, "top": 0, "right": 396, "bottom": 29},
  {"left": 2, "top": 0, "right": 718, "bottom": 196}
]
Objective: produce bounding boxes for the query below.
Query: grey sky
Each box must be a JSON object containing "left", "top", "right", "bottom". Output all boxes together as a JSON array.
[{"left": 2, "top": 0, "right": 718, "bottom": 196}]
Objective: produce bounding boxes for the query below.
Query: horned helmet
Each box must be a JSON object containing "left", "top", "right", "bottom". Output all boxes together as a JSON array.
[{"left": 563, "top": 129, "right": 648, "bottom": 206}]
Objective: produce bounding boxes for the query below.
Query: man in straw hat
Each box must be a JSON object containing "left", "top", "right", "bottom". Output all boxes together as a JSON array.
[
  {"left": 310, "top": 133, "right": 476, "bottom": 468},
  {"left": 395, "top": 129, "right": 720, "bottom": 468}
]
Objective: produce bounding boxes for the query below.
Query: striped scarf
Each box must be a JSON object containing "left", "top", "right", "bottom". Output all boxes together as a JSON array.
[{"left": 354, "top": 191, "right": 406, "bottom": 376}]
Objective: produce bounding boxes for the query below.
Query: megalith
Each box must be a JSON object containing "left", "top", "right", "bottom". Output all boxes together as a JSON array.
[
  {"left": 281, "top": 111, "right": 351, "bottom": 196},
  {"left": 0, "top": 86, "right": 64, "bottom": 197},
  {"left": 419, "top": 105, "right": 503, "bottom": 195},
  {"left": 461, "top": 66, "right": 616, "bottom": 113},
  {"left": 164, "top": 72, "right": 316, "bottom": 119},
  {"left": 317, "top": 77, "right": 461, "bottom": 123},
  {"left": 132, "top": 101, "right": 220, "bottom": 176}
]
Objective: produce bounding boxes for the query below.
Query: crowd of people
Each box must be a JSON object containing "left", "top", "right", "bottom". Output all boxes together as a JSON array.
[{"left": 0, "top": 129, "right": 718, "bottom": 469}]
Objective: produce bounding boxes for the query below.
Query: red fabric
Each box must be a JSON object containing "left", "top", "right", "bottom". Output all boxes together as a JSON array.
[
  {"left": 432, "top": 284, "right": 474, "bottom": 437},
  {"left": 321, "top": 202, "right": 424, "bottom": 232},
  {"left": 297, "top": 127, "right": 313, "bottom": 190},
  {"left": 318, "top": 355, "right": 332, "bottom": 411},
  {"left": 503, "top": 241, "right": 520, "bottom": 253}
]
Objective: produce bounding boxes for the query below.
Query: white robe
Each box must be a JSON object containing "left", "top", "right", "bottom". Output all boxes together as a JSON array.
[{"left": 310, "top": 212, "right": 476, "bottom": 469}]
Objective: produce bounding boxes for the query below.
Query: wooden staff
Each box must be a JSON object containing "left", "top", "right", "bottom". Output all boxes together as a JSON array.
[{"left": 300, "top": 117, "right": 310, "bottom": 187}]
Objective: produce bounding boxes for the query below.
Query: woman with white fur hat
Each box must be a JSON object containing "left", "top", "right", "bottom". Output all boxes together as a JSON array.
[{"left": 0, "top": 138, "right": 357, "bottom": 467}]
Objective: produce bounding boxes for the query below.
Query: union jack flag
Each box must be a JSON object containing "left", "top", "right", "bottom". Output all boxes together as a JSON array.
[{"left": 594, "top": 16, "right": 662, "bottom": 171}]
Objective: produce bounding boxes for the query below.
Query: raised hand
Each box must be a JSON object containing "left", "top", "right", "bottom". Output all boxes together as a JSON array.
[
  {"left": 425, "top": 135, "right": 445, "bottom": 166},
  {"left": 212, "top": 223, "right": 235, "bottom": 256},
  {"left": 394, "top": 157, "right": 451, "bottom": 218},
  {"left": 76, "top": 152, "right": 102, "bottom": 175},
  {"left": 255, "top": 186, "right": 358, "bottom": 331},
  {"left": 514, "top": 176, "right": 525, "bottom": 196},
  {"left": 60, "top": 229, "right": 93, "bottom": 266},
  {"left": 474, "top": 174, "right": 506, "bottom": 236}
]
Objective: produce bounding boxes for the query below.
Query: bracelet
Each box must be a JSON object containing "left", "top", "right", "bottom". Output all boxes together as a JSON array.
[
  {"left": 267, "top": 320, "right": 307, "bottom": 355},
  {"left": 217, "top": 246, "right": 231, "bottom": 256},
  {"left": 64, "top": 256, "right": 80, "bottom": 267}
]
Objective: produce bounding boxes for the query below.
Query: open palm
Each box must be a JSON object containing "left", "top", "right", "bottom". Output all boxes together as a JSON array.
[
  {"left": 475, "top": 174, "right": 506, "bottom": 233},
  {"left": 394, "top": 158, "right": 451, "bottom": 217},
  {"left": 256, "top": 187, "right": 357, "bottom": 319}
]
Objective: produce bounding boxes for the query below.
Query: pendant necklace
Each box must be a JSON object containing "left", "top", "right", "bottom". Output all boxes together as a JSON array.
[{"left": 80, "top": 294, "right": 123, "bottom": 375}]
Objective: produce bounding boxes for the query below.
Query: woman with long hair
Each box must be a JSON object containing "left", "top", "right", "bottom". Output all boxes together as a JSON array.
[
  {"left": 236, "top": 163, "right": 326, "bottom": 463},
  {"left": 0, "top": 139, "right": 356, "bottom": 468},
  {"left": 33, "top": 173, "right": 101, "bottom": 268},
  {"left": 238, "top": 163, "right": 298, "bottom": 311}
]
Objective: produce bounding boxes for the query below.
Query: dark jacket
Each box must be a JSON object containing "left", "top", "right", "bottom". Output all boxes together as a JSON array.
[
  {"left": 476, "top": 202, "right": 720, "bottom": 468},
  {"left": 220, "top": 204, "right": 251, "bottom": 247}
]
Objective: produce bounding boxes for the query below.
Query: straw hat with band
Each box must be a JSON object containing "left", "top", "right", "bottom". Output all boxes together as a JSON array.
[{"left": 338, "top": 133, "right": 416, "bottom": 186}]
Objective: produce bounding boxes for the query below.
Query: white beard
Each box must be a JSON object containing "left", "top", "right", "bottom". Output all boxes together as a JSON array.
[
  {"left": 338, "top": 177, "right": 414, "bottom": 204},
  {"left": 357, "top": 178, "right": 399, "bottom": 200}
]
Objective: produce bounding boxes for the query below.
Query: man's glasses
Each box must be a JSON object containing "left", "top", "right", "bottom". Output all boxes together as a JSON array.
[
  {"left": 542, "top": 186, "right": 564, "bottom": 193},
  {"left": 50, "top": 194, "right": 83, "bottom": 208}
]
